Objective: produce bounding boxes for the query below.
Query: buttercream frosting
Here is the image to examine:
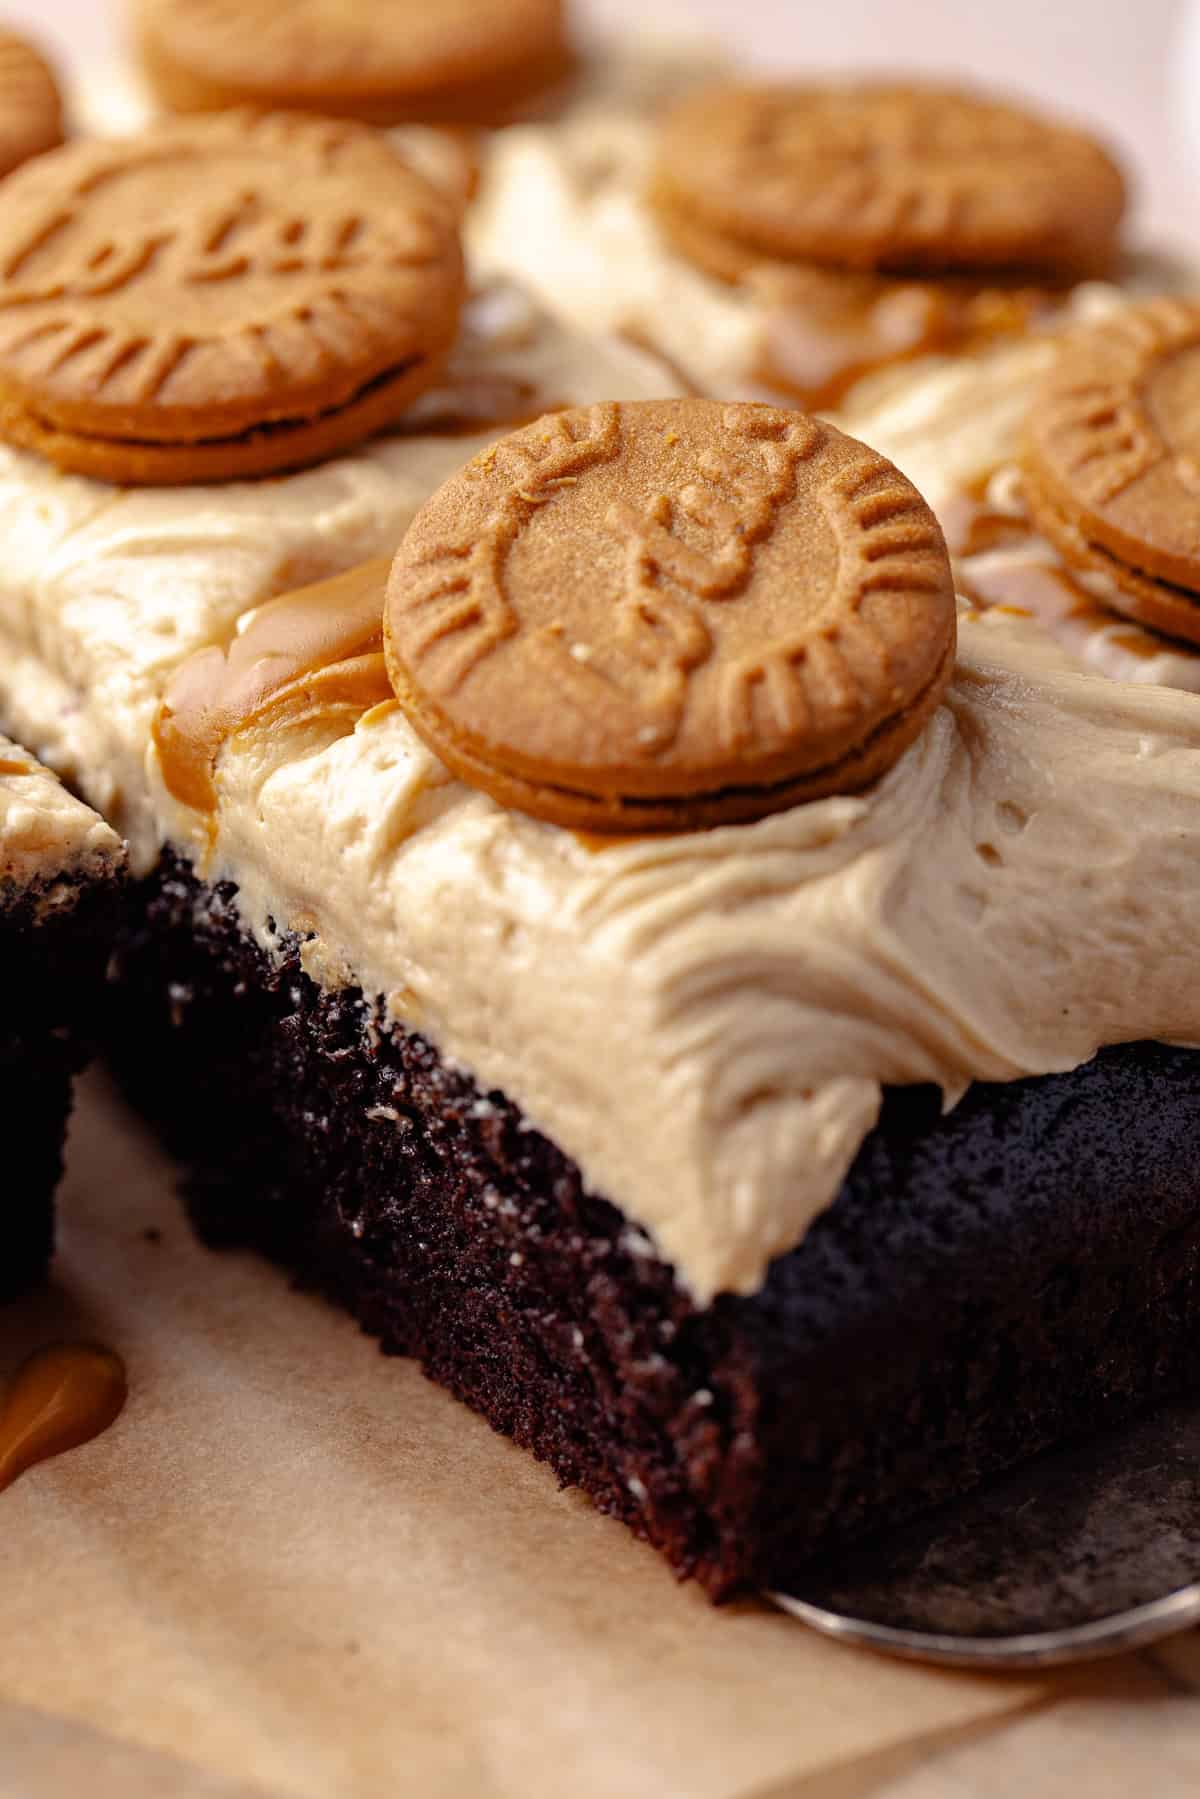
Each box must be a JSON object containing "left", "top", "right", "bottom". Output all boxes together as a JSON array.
[
  {"left": 0, "top": 734, "right": 122, "bottom": 890},
  {"left": 0, "top": 282, "right": 681, "bottom": 866},
  {"left": 468, "top": 100, "right": 1195, "bottom": 433},
  {"left": 3, "top": 271, "right": 1200, "bottom": 1301},
  {"left": 469, "top": 112, "right": 768, "bottom": 399},
  {"left": 154, "top": 599, "right": 1200, "bottom": 1302}
]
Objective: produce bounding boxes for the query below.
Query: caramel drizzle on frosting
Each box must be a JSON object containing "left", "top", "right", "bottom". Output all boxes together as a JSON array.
[
  {"left": 155, "top": 557, "right": 392, "bottom": 814},
  {"left": 0, "top": 1343, "right": 126, "bottom": 1494},
  {"left": 0, "top": 756, "right": 32, "bottom": 775},
  {"left": 951, "top": 468, "right": 1200, "bottom": 680},
  {"left": 754, "top": 265, "right": 1060, "bottom": 411},
  {"left": 939, "top": 470, "right": 1041, "bottom": 560}
]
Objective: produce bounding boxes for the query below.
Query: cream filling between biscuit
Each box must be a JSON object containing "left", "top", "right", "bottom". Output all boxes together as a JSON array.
[{"left": 12, "top": 355, "right": 431, "bottom": 454}]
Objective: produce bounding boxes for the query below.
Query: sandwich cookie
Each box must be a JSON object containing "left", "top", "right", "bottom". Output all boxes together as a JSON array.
[
  {"left": 133, "top": 0, "right": 572, "bottom": 128},
  {"left": 0, "top": 110, "right": 466, "bottom": 483},
  {"left": 1024, "top": 297, "right": 1200, "bottom": 646},
  {"left": 385, "top": 399, "right": 957, "bottom": 831},
  {"left": 652, "top": 82, "right": 1127, "bottom": 283}
]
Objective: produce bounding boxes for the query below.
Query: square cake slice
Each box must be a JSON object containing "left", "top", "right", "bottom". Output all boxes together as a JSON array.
[
  {"left": 5, "top": 273, "right": 1200, "bottom": 1599},
  {"left": 105, "top": 557, "right": 1200, "bottom": 1598},
  {"left": 0, "top": 739, "right": 124, "bottom": 1297}
]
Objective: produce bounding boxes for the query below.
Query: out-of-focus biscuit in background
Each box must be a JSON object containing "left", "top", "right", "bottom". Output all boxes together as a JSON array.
[{"left": 10, "top": 0, "right": 1198, "bottom": 240}]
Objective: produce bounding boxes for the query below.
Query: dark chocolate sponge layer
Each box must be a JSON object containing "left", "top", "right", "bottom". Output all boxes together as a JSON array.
[
  {"left": 108, "top": 852, "right": 1200, "bottom": 1598},
  {"left": 1, "top": 871, "right": 124, "bottom": 1298}
]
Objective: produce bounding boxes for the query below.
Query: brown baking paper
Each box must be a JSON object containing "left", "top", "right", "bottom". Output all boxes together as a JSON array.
[{"left": 0, "top": 1073, "right": 1045, "bottom": 1799}]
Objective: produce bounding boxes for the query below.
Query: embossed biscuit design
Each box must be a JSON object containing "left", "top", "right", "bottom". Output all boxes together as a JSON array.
[
  {"left": 1026, "top": 297, "right": 1200, "bottom": 593},
  {"left": 386, "top": 400, "right": 957, "bottom": 831},
  {"left": 0, "top": 110, "right": 466, "bottom": 483},
  {"left": 0, "top": 29, "right": 64, "bottom": 180},
  {"left": 654, "top": 84, "right": 1126, "bottom": 280},
  {"left": 134, "top": 0, "right": 571, "bottom": 126}
]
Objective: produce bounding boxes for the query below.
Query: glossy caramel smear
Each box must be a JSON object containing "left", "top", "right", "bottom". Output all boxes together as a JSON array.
[
  {"left": 938, "top": 472, "right": 1038, "bottom": 559},
  {"left": 0, "top": 1343, "right": 127, "bottom": 1493},
  {"left": 753, "top": 265, "right": 1058, "bottom": 411},
  {"left": 153, "top": 556, "right": 392, "bottom": 814}
]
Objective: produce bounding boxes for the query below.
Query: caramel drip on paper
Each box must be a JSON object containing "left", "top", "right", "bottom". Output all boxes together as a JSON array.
[
  {"left": 154, "top": 556, "right": 393, "bottom": 813},
  {"left": 0, "top": 1343, "right": 127, "bottom": 1493}
]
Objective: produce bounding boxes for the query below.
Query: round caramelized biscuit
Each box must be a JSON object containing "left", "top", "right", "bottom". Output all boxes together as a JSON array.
[
  {"left": 385, "top": 400, "right": 957, "bottom": 832},
  {"left": 1025, "top": 297, "right": 1200, "bottom": 593},
  {"left": 654, "top": 83, "right": 1126, "bottom": 280},
  {"left": 1022, "top": 469, "right": 1200, "bottom": 648},
  {"left": 133, "top": 0, "right": 571, "bottom": 127},
  {"left": 0, "top": 29, "right": 64, "bottom": 179},
  {"left": 0, "top": 110, "right": 465, "bottom": 484}
]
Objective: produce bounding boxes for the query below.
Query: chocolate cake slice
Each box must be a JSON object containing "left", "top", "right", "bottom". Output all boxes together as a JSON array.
[
  {"left": 108, "top": 855, "right": 1200, "bottom": 1598},
  {"left": 85, "top": 422, "right": 1200, "bottom": 1599},
  {"left": 3, "top": 251, "right": 1200, "bottom": 1599},
  {"left": 0, "top": 740, "right": 125, "bottom": 1298}
]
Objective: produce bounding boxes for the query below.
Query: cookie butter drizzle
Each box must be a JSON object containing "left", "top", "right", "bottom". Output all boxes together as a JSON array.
[
  {"left": 0, "top": 1344, "right": 127, "bottom": 1493},
  {"left": 15, "top": 248, "right": 1200, "bottom": 1300},
  {"left": 154, "top": 557, "right": 392, "bottom": 815},
  {"left": 754, "top": 267, "right": 1059, "bottom": 412},
  {"left": 950, "top": 464, "right": 1200, "bottom": 691}
]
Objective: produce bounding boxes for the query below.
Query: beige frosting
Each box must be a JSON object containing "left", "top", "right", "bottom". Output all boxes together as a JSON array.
[
  {"left": 151, "top": 603, "right": 1200, "bottom": 1302},
  {"left": 0, "top": 282, "right": 680, "bottom": 866},
  {"left": 469, "top": 103, "right": 1197, "bottom": 432},
  {"left": 0, "top": 735, "right": 122, "bottom": 890},
  {"left": 472, "top": 110, "right": 1133, "bottom": 402},
  {"left": 3, "top": 193, "right": 1200, "bottom": 1297},
  {"left": 469, "top": 112, "right": 769, "bottom": 399}
]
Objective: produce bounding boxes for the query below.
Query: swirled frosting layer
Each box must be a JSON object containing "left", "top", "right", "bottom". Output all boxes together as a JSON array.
[
  {"left": 4, "top": 271, "right": 1200, "bottom": 1301},
  {"left": 156, "top": 597, "right": 1200, "bottom": 1300}
]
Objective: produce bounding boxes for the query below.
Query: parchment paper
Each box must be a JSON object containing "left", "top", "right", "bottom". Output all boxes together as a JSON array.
[{"left": 0, "top": 1072, "right": 1045, "bottom": 1799}]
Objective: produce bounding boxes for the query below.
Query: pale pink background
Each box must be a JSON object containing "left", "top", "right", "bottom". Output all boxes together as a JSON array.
[{"left": 6, "top": 0, "right": 1197, "bottom": 243}]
